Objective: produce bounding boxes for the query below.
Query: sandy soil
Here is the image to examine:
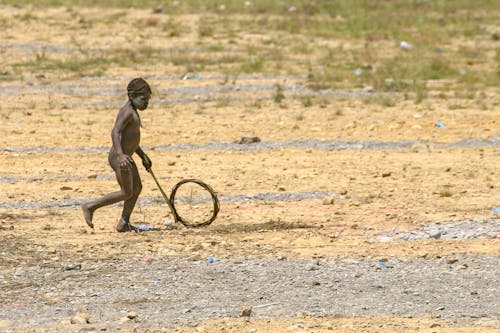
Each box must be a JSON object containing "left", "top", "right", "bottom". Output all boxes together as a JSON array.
[{"left": 0, "top": 5, "right": 499, "bottom": 333}]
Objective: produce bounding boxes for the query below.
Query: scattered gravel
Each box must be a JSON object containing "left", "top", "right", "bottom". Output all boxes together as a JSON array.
[
  {"left": 3, "top": 136, "right": 499, "bottom": 154},
  {"left": 1, "top": 256, "right": 499, "bottom": 331},
  {"left": 375, "top": 219, "right": 500, "bottom": 242}
]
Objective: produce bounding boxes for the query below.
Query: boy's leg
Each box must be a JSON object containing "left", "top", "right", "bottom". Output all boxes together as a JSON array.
[
  {"left": 81, "top": 156, "right": 134, "bottom": 229},
  {"left": 116, "top": 162, "right": 142, "bottom": 232}
]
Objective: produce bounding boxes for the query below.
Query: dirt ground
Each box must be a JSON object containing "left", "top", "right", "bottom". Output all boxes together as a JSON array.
[{"left": 0, "top": 5, "right": 499, "bottom": 333}]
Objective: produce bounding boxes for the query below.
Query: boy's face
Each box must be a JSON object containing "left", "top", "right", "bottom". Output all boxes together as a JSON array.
[{"left": 131, "top": 92, "right": 151, "bottom": 110}]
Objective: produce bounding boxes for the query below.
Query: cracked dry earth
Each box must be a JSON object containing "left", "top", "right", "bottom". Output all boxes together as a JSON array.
[{"left": 1, "top": 7, "right": 500, "bottom": 333}]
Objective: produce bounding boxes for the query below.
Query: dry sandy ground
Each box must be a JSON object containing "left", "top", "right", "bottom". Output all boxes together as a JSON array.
[{"left": 0, "top": 5, "right": 499, "bottom": 333}]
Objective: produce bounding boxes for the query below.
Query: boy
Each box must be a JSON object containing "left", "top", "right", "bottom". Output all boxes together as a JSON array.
[{"left": 81, "top": 78, "right": 153, "bottom": 232}]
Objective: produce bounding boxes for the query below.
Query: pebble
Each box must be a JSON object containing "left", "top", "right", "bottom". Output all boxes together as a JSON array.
[
  {"left": 0, "top": 320, "right": 14, "bottom": 328},
  {"left": 236, "top": 136, "right": 261, "bottom": 144},
  {"left": 374, "top": 219, "right": 499, "bottom": 243},
  {"left": 241, "top": 305, "right": 252, "bottom": 317},
  {"left": 363, "top": 86, "right": 375, "bottom": 93},
  {"left": 306, "top": 264, "right": 319, "bottom": 271},
  {"left": 322, "top": 197, "right": 335, "bottom": 205},
  {"left": 70, "top": 315, "right": 89, "bottom": 325},
  {"left": 429, "top": 230, "right": 442, "bottom": 239},
  {"left": 127, "top": 312, "right": 138, "bottom": 319}
]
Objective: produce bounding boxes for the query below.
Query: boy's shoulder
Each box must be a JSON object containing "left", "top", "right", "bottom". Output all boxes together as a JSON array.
[{"left": 118, "top": 103, "right": 134, "bottom": 116}]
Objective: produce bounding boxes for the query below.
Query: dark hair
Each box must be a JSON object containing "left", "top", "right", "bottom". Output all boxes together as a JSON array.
[{"left": 127, "top": 78, "right": 151, "bottom": 96}]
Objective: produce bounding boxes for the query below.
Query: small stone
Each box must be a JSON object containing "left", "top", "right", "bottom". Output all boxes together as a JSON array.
[
  {"left": 381, "top": 172, "right": 392, "bottom": 177},
  {"left": 70, "top": 315, "right": 88, "bottom": 325},
  {"left": 126, "top": 312, "right": 138, "bottom": 319},
  {"left": 322, "top": 197, "right": 335, "bottom": 205},
  {"left": 241, "top": 304, "right": 252, "bottom": 317},
  {"left": 446, "top": 258, "right": 458, "bottom": 264},
  {"left": 153, "top": 5, "right": 163, "bottom": 13},
  {"left": 236, "top": 136, "right": 261, "bottom": 144},
  {"left": 63, "top": 264, "right": 82, "bottom": 271},
  {"left": 0, "top": 320, "right": 14, "bottom": 328},
  {"left": 340, "top": 189, "right": 348, "bottom": 195},
  {"left": 429, "top": 230, "right": 442, "bottom": 239},
  {"left": 306, "top": 264, "right": 319, "bottom": 271}
]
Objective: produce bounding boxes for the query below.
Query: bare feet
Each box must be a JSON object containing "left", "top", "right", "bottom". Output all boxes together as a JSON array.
[
  {"left": 116, "top": 218, "right": 137, "bottom": 232},
  {"left": 81, "top": 203, "right": 94, "bottom": 229}
]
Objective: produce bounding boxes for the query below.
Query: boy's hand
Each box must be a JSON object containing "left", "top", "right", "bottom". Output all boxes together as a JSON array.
[
  {"left": 118, "top": 154, "right": 133, "bottom": 170},
  {"left": 142, "top": 154, "right": 152, "bottom": 171}
]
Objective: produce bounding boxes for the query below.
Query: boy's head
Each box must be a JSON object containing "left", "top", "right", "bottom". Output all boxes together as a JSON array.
[
  {"left": 127, "top": 78, "right": 152, "bottom": 98},
  {"left": 127, "top": 78, "right": 152, "bottom": 110}
]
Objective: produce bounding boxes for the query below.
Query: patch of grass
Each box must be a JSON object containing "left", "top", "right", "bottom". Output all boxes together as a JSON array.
[
  {"left": 4, "top": 0, "right": 499, "bottom": 95},
  {"left": 162, "top": 18, "right": 187, "bottom": 37},
  {"left": 214, "top": 98, "right": 230, "bottom": 108},
  {"left": 241, "top": 55, "right": 265, "bottom": 73},
  {"left": 300, "top": 95, "right": 313, "bottom": 107},
  {"left": 18, "top": 11, "right": 38, "bottom": 22},
  {"left": 12, "top": 52, "right": 116, "bottom": 75},
  {"left": 198, "top": 19, "right": 215, "bottom": 38},
  {"left": 273, "top": 84, "right": 285, "bottom": 103},
  {"left": 412, "top": 80, "right": 428, "bottom": 104},
  {"left": 362, "top": 95, "right": 397, "bottom": 107},
  {"left": 293, "top": 41, "right": 312, "bottom": 55}
]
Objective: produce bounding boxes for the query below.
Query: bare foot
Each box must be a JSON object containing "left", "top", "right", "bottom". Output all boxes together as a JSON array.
[
  {"left": 116, "top": 218, "right": 137, "bottom": 232},
  {"left": 81, "top": 203, "right": 94, "bottom": 229}
]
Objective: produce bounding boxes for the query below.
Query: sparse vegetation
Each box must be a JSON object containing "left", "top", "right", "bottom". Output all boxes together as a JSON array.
[
  {"left": 273, "top": 84, "right": 285, "bottom": 104},
  {"left": 3, "top": 0, "right": 498, "bottom": 96}
]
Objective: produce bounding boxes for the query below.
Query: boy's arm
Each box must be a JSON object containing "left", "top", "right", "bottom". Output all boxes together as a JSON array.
[
  {"left": 111, "top": 108, "right": 133, "bottom": 169},
  {"left": 136, "top": 146, "right": 152, "bottom": 171}
]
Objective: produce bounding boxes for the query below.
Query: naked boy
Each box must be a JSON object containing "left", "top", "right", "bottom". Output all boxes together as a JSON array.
[{"left": 81, "top": 78, "right": 153, "bottom": 232}]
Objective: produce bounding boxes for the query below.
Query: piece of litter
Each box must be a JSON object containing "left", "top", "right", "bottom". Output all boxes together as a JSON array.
[
  {"left": 400, "top": 41, "right": 412, "bottom": 50},
  {"left": 181, "top": 73, "right": 201, "bottom": 80},
  {"left": 207, "top": 256, "right": 217, "bottom": 264},
  {"left": 134, "top": 224, "right": 156, "bottom": 231}
]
